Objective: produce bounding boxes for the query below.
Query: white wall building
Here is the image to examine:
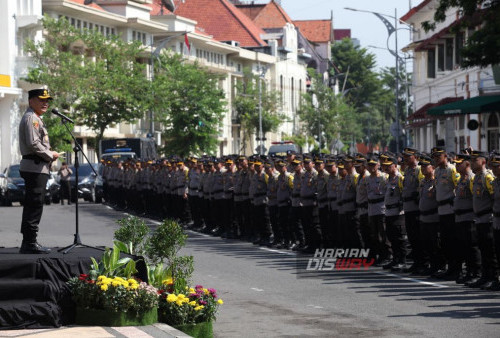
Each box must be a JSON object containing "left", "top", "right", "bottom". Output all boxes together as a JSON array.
[
  {"left": 0, "top": 0, "right": 310, "bottom": 171},
  {"left": 403, "top": 0, "right": 500, "bottom": 153}
]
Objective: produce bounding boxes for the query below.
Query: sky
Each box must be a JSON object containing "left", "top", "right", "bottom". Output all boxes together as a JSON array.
[{"left": 275, "top": 0, "right": 424, "bottom": 71}]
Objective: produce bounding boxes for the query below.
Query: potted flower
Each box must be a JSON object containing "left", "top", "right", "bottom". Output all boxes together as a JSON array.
[
  {"left": 158, "top": 280, "right": 223, "bottom": 338},
  {"left": 68, "top": 274, "right": 159, "bottom": 326}
]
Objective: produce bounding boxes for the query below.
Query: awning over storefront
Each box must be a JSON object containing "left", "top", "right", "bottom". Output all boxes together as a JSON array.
[{"left": 427, "top": 95, "right": 500, "bottom": 115}]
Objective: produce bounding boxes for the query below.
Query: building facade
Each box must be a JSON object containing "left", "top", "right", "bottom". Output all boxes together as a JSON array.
[{"left": 403, "top": 0, "right": 500, "bottom": 153}]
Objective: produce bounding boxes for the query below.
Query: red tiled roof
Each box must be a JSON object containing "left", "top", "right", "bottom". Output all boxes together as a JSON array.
[
  {"left": 236, "top": 0, "right": 294, "bottom": 29},
  {"left": 151, "top": 0, "right": 267, "bottom": 47},
  {"left": 293, "top": 20, "right": 332, "bottom": 43},
  {"left": 400, "top": 0, "right": 432, "bottom": 22},
  {"left": 68, "top": 0, "right": 105, "bottom": 11},
  {"left": 334, "top": 29, "right": 351, "bottom": 41}
]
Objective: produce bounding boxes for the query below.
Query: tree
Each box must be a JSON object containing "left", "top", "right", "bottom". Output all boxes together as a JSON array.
[
  {"left": 330, "top": 39, "right": 382, "bottom": 111},
  {"left": 422, "top": 0, "right": 500, "bottom": 68},
  {"left": 297, "top": 70, "right": 358, "bottom": 153},
  {"left": 233, "top": 67, "right": 285, "bottom": 153},
  {"left": 25, "top": 16, "right": 149, "bottom": 157},
  {"left": 152, "top": 54, "right": 227, "bottom": 157}
]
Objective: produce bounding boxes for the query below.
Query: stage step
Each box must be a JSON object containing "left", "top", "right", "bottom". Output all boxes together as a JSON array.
[
  {"left": 0, "top": 300, "right": 61, "bottom": 329},
  {"left": 0, "top": 279, "right": 58, "bottom": 302},
  {"left": 0, "top": 259, "right": 37, "bottom": 279}
]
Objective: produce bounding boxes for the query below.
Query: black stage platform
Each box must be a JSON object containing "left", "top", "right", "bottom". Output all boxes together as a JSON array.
[{"left": 0, "top": 247, "right": 146, "bottom": 329}]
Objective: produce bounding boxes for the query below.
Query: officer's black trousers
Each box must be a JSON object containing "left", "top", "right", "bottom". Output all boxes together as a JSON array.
[
  {"left": 301, "top": 205, "right": 322, "bottom": 248},
  {"left": 385, "top": 214, "right": 408, "bottom": 263},
  {"left": 60, "top": 180, "right": 71, "bottom": 202},
  {"left": 339, "top": 211, "right": 362, "bottom": 249},
  {"left": 20, "top": 172, "right": 49, "bottom": 242},
  {"left": 455, "top": 221, "right": 481, "bottom": 274},
  {"left": 290, "top": 206, "right": 304, "bottom": 244},
  {"left": 268, "top": 205, "right": 280, "bottom": 242},
  {"left": 405, "top": 211, "right": 424, "bottom": 266},
  {"left": 421, "top": 221, "right": 445, "bottom": 270},
  {"left": 278, "top": 204, "right": 291, "bottom": 244},
  {"left": 318, "top": 206, "right": 329, "bottom": 247},
  {"left": 439, "top": 213, "right": 459, "bottom": 271},
  {"left": 368, "top": 214, "right": 391, "bottom": 259},
  {"left": 477, "top": 222, "right": 499, "bottom": 279},
  {"left": 358, "top": 213, "right": 369, "bottom": 249}
]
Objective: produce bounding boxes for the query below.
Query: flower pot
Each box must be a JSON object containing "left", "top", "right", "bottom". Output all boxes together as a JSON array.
[
  {"left": 174, "top": 321, "right": 213, "bottom": 338},
  {"left": 75, "top": 306, "right": 158, "bottom": 326}
]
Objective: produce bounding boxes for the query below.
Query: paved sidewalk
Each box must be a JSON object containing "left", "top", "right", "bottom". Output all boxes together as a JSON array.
[{"left": 0, "top": 324, "right": 191, "bottom": 337}]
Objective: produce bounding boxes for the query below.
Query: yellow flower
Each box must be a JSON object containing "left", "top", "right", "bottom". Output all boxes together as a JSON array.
[
  {"left": 162, "top": 278, "right": 174, "bottom": 285},
  {"left": 177, "top": 294, "right": 186, "bottom": 300},
  {"left": 217, "top": 299, "right": 224, "bottom": 305},
  {"left": 100, "top": 284, "right": 108, "bottom": 291},
  {"left": 189, "top": 288, "right": 195, "bottom": 294},
  {"left": 127, "top": 279, "right": 137, "bottom": 285},
  {"left": 203, "top": 288, "right": 209, "bottom": 295},
  {"left": 175, "top": 300, "right": 184, "bottom": 306},
  {"left": 194, "top": 305, "right": 204, "bottom": 311},
  {"left": 189, "top": 301, "right": 197, "bottom": 306},
  {"left": 111, "top": 281, "right": 121, "bottom": 287},
  {"left": 97, "top": 276, "right": 106, "bottom": 281},
  {"left": 166, "top": 294, "right": 177, "bottom": 303}
]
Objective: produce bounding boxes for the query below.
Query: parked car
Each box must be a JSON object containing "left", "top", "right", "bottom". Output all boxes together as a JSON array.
[
  {"left": 267, "top": 141, "right": 300, "bottom": 158},
  {"left": 0, "top": 165, "right": 25, "bottom": 206},
  {"left": 69, "top": 163, "right": 102, "bottom": 203},
  {"left": 0, "top": 164, "right": 61, "bottom": 206},
  {"left": 46, "top": 172, "right": 60, "bottom": 205}
]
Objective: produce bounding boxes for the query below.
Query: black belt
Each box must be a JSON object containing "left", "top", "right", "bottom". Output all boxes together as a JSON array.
[
  {"left": 386, "top": 203, "right": 401, "bottom": 209},
  {"left": 455, "top": 208, "right": 473, "bottom": 216},
  {"left": 420, "top": 208, "right": 438, "bottom": 216},
  {"left": 368, "top": 197, "right": 384, "bottom": 204},
  {"left": 292, "top": 193, "right": 300, "bottom": 197},
  {"left": 22, "top": 154, "right": 49, "bottom": 164},
  {"left": 358, "top": 202, "right": 368, "bottom": 209},
  {"left": 338, "top": 198, "right": 355, "bottom": 206},
  {"left": 254, "top": 192, "right": 267, "bottom": 197},
  {"left": 318, "top": 198, "right": 328, "bottom": 203},
  {"left": 212, "top": 189, "right": 223, "bottom": 194},
  {"left": 328, "top": 197, "right": 337, "bottom": 202},
  {"left": 494, "top": 212, "right": 500, "bottom": 217},
  {"left": 438, "top": 198, "right": 454, "bottom": 206},
  {"left": 301, "top": 195, "right": 315, "bottom": 200},
  {"left": 475, "top": 209, "right": 492, "bottom": 217},
  {"left": 403, "top": 195, "right": 418, "bottom": 202}
]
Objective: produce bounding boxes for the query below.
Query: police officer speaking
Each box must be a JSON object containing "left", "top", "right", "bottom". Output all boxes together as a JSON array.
[{"left": 18, "top": 88, "right": 60, "bottom": 254}]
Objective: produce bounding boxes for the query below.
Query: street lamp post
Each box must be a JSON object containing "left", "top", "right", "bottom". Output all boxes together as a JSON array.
[
  {"left": 149, "top": 31, "right": 187, "bottom": 140},
  {"left": 257, "top": 63, "right": 269, "bottom": 155},
  {"left": 345, "top": 7, "right": 404, "bottom": 153}
]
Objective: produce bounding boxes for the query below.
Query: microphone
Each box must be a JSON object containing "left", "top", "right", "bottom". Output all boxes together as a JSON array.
[{"left": 51, "top": 108, "right": 74, "bottom": 124}]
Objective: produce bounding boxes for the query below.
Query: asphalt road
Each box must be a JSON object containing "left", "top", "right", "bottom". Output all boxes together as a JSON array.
[{"left": 1, "top": 202, "right": 499, "bottom": 337}]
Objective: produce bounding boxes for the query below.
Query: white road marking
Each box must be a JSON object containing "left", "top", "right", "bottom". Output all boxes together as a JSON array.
[
  {"left": 375, "top": 271, "right": 449, "bottom": 288},
  {"left": 307, "top": 304, "right": 324, "bottom": 309},
  {"left": 106, "top": 206, "right": 112, "bottom": 210},
  {"left": 150, "top": 220, "right": 161, "bottom": 225},
  {"left": 251, "top": 287, "right": 264, "bottom": 292},
  {"left": 187, "top": 230, "right": 211, "bottom": 237},
  {"left": 259, "top": 247, "right": 297, "bottom": 256}
]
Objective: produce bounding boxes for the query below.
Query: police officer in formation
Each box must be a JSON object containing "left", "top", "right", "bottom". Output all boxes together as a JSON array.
[{"left": 101, "top": 147, "right": 500, "bottom": 291}]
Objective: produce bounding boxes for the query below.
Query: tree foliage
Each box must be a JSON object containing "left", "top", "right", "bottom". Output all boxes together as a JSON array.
[
  {"left": 422, "top": 0, "right": 500, "bottom": 68},
  {"left": 330, "top": 39, "right": 382, "bottom": 111},
  {"left": 297, "top": 70, "right": 358, "bottom": 152},
  {"left": 25, "top": 16, "right": 149, "bottom": 157},
  {"left": 233, "top": 67, "right": 285, "bottom": 152},
  {"left": 153, "top": 54, "right": 226, "bottom": 157}
]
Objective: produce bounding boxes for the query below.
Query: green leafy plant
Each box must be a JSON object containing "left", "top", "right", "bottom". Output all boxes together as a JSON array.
[
  {"left": 89, "top": 244, "right": 137, "bottom": 280},
  {"left": 114, "top": 216, "right": 150, "bottom": 256}
]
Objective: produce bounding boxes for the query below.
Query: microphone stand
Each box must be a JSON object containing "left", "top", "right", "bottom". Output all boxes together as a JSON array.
[{"left": 57, "top": 118, "right": 104, "bottom": 254}]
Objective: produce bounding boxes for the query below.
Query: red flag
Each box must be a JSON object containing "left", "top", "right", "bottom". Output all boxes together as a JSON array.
[{"left": 184, "top": 34, "right": 191, "bottom": 53}]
